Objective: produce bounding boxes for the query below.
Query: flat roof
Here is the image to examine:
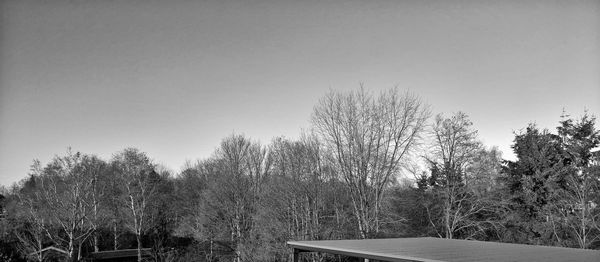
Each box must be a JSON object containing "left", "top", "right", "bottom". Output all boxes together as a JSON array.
[
  {"left": 89, "top": 248, "right": 152, "bottom": 260},
  {"left": 287, "top": 237, "right": 600, "bottom": 262}
]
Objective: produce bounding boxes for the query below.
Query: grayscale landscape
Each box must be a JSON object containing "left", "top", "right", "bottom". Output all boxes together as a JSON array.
[{"left": 0, "top": 0, "right": 599, "bottom": 261}]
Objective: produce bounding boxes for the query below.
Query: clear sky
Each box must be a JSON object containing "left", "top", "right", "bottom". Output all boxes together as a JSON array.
[{"left": 1, "top": 0, "right": 599, "bottom": 186}]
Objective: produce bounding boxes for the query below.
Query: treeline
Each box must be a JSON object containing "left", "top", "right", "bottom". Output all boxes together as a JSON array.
[{"left": 0, "top": 88, "right": 599, "bottom": 262}]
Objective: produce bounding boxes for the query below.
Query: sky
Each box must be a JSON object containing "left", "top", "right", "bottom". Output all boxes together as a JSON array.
[{"left": 1, "top": 0, "right": 599, "bottom": 186}]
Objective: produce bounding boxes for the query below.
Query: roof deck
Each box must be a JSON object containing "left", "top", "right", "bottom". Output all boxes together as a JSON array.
[{"left": 287, "top": 237, "right": 600, "bottom": 262}]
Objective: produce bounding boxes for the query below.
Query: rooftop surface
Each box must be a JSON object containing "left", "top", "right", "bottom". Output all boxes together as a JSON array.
[
  {"left": 287, "top": 237, "right": 600, "bottom": 262},
  {"left": 89, "top": 248, "right": 152, "bottom": 260}
]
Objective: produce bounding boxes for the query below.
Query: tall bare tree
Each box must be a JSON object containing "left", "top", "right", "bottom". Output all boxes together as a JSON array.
[
  {"left": 312, "top": 87, "right": 430, "bottom": 238},
  {"left": 269, "top": 135, "right": 327, "bottom": 242},
  {"left": 202, "top": 134, "right": 271, "bottom": 262},
  {"left": 426, "top": 112, "right": 491, "bottom": 239},
  {"left": 112, "top": 148, "right": 158, "bottom": 262},
  {"left": 35, "top": 150, "right": 97, "bottom": 261},
  {"left": 80, "top": 155, "right": 109, "bottom": 253},
  {"left": 430, "top": 112, "right": 481, "bottom": 183},
  {"left": 14, "top": 164, "right": 47, "bottom": 262}
]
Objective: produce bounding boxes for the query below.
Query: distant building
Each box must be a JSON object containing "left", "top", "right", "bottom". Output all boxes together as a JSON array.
[{"left": 87, "top": 248, "right": 152, "bottom": 262}]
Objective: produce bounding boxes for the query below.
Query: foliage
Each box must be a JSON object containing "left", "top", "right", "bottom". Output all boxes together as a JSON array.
[{"left": 500, "top": 112, "right": 600, "bottom": 248}]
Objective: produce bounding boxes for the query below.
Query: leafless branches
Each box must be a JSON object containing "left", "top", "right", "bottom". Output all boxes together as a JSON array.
[{"left": 312, "top": 87, "right": 430, "bottom": 238}]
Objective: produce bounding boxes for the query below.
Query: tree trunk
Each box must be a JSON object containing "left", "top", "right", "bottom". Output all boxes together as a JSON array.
[
  {"left": 36, "top": 233, "right": 43, "bottom": 262},
  {"left": 137, "top": 233, "right": 142, "bottom": 262},
  {"left": 445, "top": 195, "right": 452, "bottom": 239},
  {"left": 210, "top": 239, "right": 214, "bottom": 259},
  {"left": 351, "top": 196, "right": 366, "bottom": 239},
  {"left": 78, "top": 242, "right": 84, "bottom": 261},
  {"left": 94, "top": 234, "right": 99, "bottom": 252},
  {"left": 113, "top": 221, "right": 118, "bottom": 250},
  {"left": 69, "top": 236, "right": 76, "bottom": 262}
]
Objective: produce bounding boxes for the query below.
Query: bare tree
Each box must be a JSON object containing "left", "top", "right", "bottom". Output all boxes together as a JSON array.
[
  {"left": 14, "top": 163, "right": 47, "bottom": 262},
  {"left": 31, "top": 150, "right": 98, "bottom": 261},
  {"left": 112, "top": 148, "right": 158, "bottom": 262},
  {"left": 270, "top": 134, "right": 331, "bottom": 237},
  {"left": 267, "top": 134, "right": 342, "bottom": 261},
  {"left": 104, "top": 165, "right": 125, "bottom": 251},
  {"left": 80, "top": 155, "right": 109, "bottom": 253},
  {"left": 201, "top": 134, "right": 271, "bottom": 262},
  {"left": 14, "top": 154, "right": 107, "bottom": 261},
  {"left": 552, "top": 169, "right": 600, "bottom": 248},
  {"left": 430, "top": 112, "right": 481, "bottom": 184},
  {"left": 14, "top": 198, "right": 46, "bottom": 262},
  {"left": 312, "top": 87, "right": 430, "bottom": 238},
  {"left": 427, "top": 112, "right": 491, "bottom": 239},
  {"left": 465, "top": 147, "right": 503, "bottom": 197}
]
